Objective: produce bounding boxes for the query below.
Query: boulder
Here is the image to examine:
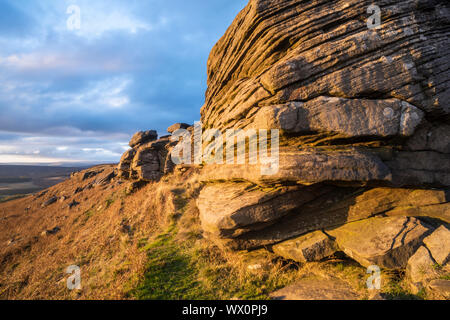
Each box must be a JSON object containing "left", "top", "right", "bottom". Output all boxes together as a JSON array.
[
  {"left": 327, "top": 216, "right": 431, "bottom": 269},
  {"left": 167, "top": 123, "right": 191, "bottom": 134},
  {"left": 119, "top": 137, "right": 172, "bottom": 182},
  {"left": 81, "top": 169, "right": 102, "bottom": 181},
  {"left": 202, "top": 0, "right": 449, "bottom": 130},
  {"left": 251, "top": 98, "right": 424, "bottom": 138},
  {"left": 272, "top": 230, "right": 338, "bottom": 263},
  {"left": 94, "top": 170, "right": 116, "bottom": 186},
  {"left": 131, "top": 148, "right": 163, "bottom": 181},
  {"left": 270, "top": 276, "right": 359, "bottom": 300},
  {"left": 68, "top": 200, "right": 80, "bottom": 209},
  {"left": 423, "top": 225, "right": 450, "bottom": 265},
  {"left": 197, "top": 183, "right": 321, "bottom": 238},
  {"left": 129, "top": 130, "right": 157, "bottom": 148},
  {"left": 406, "top": 246, "right": 438, "bottom": 294},
  {"left": 41, "top": 196, "right": 57, "bottom": 208},
  {"left": 117, "top": 149, "right": 136, "bottom": 179},
  {"left": 41, "top": 227, "right": 61, "bottom": 237}
]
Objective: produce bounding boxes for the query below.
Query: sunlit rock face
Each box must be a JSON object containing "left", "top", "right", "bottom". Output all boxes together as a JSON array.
[
  {"left": 200, "top": 0, "right": 450, "bottom": 188},
  {"left": 192, "top": 0, "right": 450, "bottom": 253}
]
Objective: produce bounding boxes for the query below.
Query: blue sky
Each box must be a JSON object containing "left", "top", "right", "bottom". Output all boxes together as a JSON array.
[{"left": 0, "top": 0, "right": 246, "bottom": 165}]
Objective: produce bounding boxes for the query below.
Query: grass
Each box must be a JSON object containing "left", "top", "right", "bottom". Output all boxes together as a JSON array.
[
  {"left": 0, "top": 194, "right": 28, "bottom": 203},
  {"left": 380, "top": 271, "right": 423, "bottom": 300},
  {"left": 129, "top": 223, "right": 300, "bottom": 300},
  {"left": 129, "top": 193, "right": 300, "bottom": 300},
  {"left": 129, "top": 224, "right": 209, "bottom": 300}
]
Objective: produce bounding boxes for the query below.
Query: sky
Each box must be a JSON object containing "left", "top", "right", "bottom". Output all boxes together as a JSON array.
[{"left": 0, "top": 0, "right": 247, "bottom": 165}]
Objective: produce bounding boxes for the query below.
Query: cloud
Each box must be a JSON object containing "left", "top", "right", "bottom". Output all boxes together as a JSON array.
[{"left": 0, "top": 0, "right": 247, "bottom": 164}]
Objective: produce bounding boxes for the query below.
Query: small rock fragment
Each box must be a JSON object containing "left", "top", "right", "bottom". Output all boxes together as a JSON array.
[{"left": 423, "top": 225, "right": 450, "bottom": 265}]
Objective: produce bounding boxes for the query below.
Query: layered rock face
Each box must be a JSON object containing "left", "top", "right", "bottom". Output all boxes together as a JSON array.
[
  {"left": 201, "top": 0, "right": 450, "bottom": 187},
  {"left": 196, "top": 0, "right": 450, "bottom": 293},
  {"left": 195, "top": 0, "right": 450, "bottom": 241}
]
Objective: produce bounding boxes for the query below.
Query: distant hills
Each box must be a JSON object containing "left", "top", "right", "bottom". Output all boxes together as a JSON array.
[{"left": 0, "top": 164, "right": 90, "bottom": 201}]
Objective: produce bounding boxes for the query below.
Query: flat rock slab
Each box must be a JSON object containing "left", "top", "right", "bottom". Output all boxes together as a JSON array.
[
  {"left": 252, "top": 98, "right": 424, "bottom": 138},
  {"left": 199, "top": 147, "right": 391, "bottom": 185},
  {"left": 270, "top": 277, "right": 359, "bottom": 300},
  {"left": 423, "top": 225, "right": 450, "bottom": 266},
  {"left": 328, "top": 216, "right": 431, "bottom": 269},
  {"left": 272, "top": 230, "right": 337, "bottom": 263}
]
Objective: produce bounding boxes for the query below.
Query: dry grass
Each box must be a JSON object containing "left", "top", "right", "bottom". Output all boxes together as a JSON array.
[
  {"left": 0, "top": 165, "right": 430, "bottom": 300},
  {"left": 0, "top": 165, "right": 191, "bottom": 299}
]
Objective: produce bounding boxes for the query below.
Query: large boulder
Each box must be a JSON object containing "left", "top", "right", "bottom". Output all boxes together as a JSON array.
[
  {"left": 129, "top": 130, "right": 157, "bottom": 148},
  {"left": 327, "top": 216, "right": 431, "bottom": 269},
  {"left": 130, "top": 138, "right": 170, "bottom": 182},
  {"left": 118, "top": 133, "right": 174, "bottom": 182},
  {"left": 197, "top": 183, "right": 322, "bottom": 238},
  {"left": 167, "top": 123, "right": 191, "bottom": 134},
  {"left": 251, "top": 98, "right": 424, "bottom": 138},
  {"left": 203, "top": 0, "right": 449, "bottom": 129}
]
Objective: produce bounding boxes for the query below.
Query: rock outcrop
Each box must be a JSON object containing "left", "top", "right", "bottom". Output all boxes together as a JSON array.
[
  {"left": 115, "top": 0, "right": 450, "bottom": 298},
  {"left": 118, "top": 130, "right": 178, "bottom": 182},
  {"left": 129, "top": 130, "right": 157, "bottom": 148},
  {"left": 200, "top": 0, "right": 450, "bottom": 187},
  {"left": 327, "top": 216, "right": 431, "bottom": 269}
]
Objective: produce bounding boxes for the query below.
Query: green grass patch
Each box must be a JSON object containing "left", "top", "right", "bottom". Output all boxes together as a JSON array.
[
  {"left": 130, "top": 224, "right": 212, "bottom": 300},
  {"left": 129, "top": 222, "right": 298, "bottom": 300}
]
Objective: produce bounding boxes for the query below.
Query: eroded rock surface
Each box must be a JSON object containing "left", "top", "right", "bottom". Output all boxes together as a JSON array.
[
  {"left": 198, "top": 0, "right": 450, "bottom": 188},
  {"left": 423, "top": 225, "right": 450, "bottom": 265},
  {"left": 129, "top": 130, "right": 157, "bottom": 148},
  {"left": 406, "top": 246, "right": 438, "bottom": 294},
  {"left": 328, "top": 216, "right": 431, "bottom": 269},
  {"left": 272, "top": 230, "right": 337, "bottom": 263},
  {"left": 114, "top": 0, "right": 450, "bottom": 298},
  {"left": 118, "top": 131, "right": 177, "bottom": 182},
  {"left": 270, "top": 276, "right": 359, "bottom": 300},
  {"left": 197, "top": 183, "right": 314, "bottom": 238}
]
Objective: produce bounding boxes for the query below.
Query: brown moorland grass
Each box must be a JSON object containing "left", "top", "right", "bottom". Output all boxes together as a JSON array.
[
  {"left": 0, "top": 164, "right": 430, "bottom": 300},
  {"left": 0, "top": 165, "right": 182, "bottom": 299}
]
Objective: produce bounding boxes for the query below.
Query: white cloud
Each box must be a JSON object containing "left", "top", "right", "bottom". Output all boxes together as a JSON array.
[{"left": 51, "top": 1, "right": 169, "bottom": 40}]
